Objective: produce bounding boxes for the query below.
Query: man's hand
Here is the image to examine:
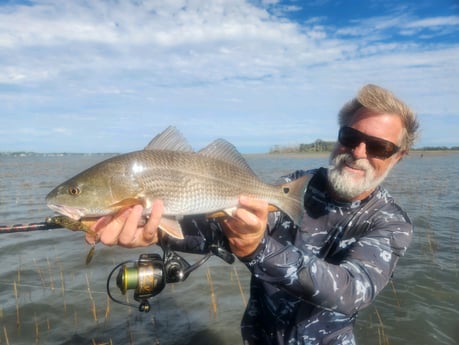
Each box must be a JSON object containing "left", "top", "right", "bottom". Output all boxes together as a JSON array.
[
  {"left": 222, "top": 196, "right": 268, "bottom": 258},
  {"left": 85, "top": 200, "right": 164, "bottom": 248}
]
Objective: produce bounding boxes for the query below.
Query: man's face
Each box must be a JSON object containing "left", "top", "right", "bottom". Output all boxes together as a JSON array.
[{"left": 328, "top": 108, "right": 405, "bottom": 201}]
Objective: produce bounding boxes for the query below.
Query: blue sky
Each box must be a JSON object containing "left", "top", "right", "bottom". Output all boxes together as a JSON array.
[{"left": 1, "top": 0, "right": 458, "bottom": 153}]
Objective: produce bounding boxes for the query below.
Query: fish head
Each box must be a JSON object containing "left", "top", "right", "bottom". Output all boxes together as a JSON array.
[{"left": 46, "top": 159, "right": 143, "bottom": 219}]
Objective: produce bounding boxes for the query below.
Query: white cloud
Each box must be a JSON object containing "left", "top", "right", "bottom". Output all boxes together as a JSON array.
[
  {"left": 0, "top": 0, "right": 316, "bottom": 87},
  {"left": 52, "top": 127, "right": 72, "bottom": 135},
  {"left": 0, "top": 0, "right": 458, "bottom": 152},
  {"left": 403, "top": 15, "right": 459, "bottom": 29}
]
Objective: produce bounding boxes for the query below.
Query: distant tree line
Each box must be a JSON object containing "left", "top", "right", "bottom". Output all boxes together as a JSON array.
[
  {"left": 413, "top": 146, "right": 459, "bottom": 151},
  {"left": 269, "top": 140, "right": 459, "bottom": 154},
  {"left": 0, "top": 152, "right": 117, "bottom": 157},
  {"left": 269, "top": 139, "right": 336, "bottom": 154}
]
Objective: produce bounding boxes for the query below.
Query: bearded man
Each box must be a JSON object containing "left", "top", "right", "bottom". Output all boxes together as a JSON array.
[{"left": 88, "top": 84, "right": 419, "bottom": 345}]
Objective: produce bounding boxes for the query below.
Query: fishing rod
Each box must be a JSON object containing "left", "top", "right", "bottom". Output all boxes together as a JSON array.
[
  {"left": 0, "top": 216, "right": 97, "bottom": 264},
  {"left": 0, "top": 217, "right": 66, "bottom": 233},
  {"left": 0, "top": 216, "right": 93, "bottom": 234}
]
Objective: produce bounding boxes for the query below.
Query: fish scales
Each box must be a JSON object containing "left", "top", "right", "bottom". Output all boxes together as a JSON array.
[
  {"left": 114, "top": 150, "right": 282, "bottom": 216},
  {"left": 46, "top": 126, "right": 311, "bottom": 239}
]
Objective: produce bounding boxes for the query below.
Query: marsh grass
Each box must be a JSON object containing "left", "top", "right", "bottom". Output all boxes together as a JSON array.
[
  {"left": 206, "top": 268, "right": 218, "bottom": 319},
  {"left": 389, "top": 280, "right": 400, "bottom": 308},
  {"left": 33, "top": 313, "right": 39, "bottom": 344},
  {"left": 374, "top": 307, "right": 389, "bottom": 345},
  {"left": 232, "top": 266, "right": 247, "bottom": 307},
  {"left": 13, "top": 281, "right": 19, "bottom": 330},
  {"left": 46, "top": 257, "right": 55, "bottom": 291},
  {"left": 33, "top": 259, "right": 46, "bottom": 289},
  {"left": 0, "top": 256, "right": 118, "bottom": 344},
  {"left": 86, "top": 273, "right": 98, "bottom": 323},
  {"left": 104, "top": 295, "right": 111, "bottom": 321},
  {"left": 3, "top": 326, "right": 10, "bottom": 345}
]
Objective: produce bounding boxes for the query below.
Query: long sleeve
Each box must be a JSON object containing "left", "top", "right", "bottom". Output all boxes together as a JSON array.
[
  {"left": 240, "top": 194, "right": 413, "bottom": 316},
  {"left": 161, "top": 214, "right": 232, "bottom": 260}
]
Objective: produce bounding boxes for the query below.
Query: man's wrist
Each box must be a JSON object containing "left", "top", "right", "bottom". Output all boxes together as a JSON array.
[{"left": 238, "top": 233, "right": 267, "bottom": 267}]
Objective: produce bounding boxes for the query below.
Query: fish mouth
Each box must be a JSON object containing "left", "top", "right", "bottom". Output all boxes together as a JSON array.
[{"left": 47, "top": 204, "right": 86, "bottom": 220}]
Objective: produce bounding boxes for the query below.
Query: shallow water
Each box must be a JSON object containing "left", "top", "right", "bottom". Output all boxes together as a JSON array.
[{"left": 0, "top": 153, "right": 458, "bottom": 344}]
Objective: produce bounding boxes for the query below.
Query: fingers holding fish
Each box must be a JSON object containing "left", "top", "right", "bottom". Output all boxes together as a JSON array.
[
  {"left": 116, "top": 203, "right": 162, "bottom": 247},
  {"left": 142, "top": 199, "right": 164, "bottom": 243},
  {"left": 117, "top": 205, "right": 145, "bottom": 246},
  {"left": 237, "top": 196, "right": 269, "bottom": 228},
  {"left": 224, "top": 219, "right": 265, "bottom": 258},
  {"left": 223, "top": 196, "right": 268, "bottom": 258},
  {"left": 84, "top": 204, "right": 162, "bottom": 247},
  {"left": 85, "top": 215, "right": 112, "bottom": 245},
  {"left": 86, "top": 207, "right": 134, "bottom": 246}
]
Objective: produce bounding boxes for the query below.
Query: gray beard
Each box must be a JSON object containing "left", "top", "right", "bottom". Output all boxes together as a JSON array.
[{"left": 327, "top": 153, "right": 392, "bottom": 200}]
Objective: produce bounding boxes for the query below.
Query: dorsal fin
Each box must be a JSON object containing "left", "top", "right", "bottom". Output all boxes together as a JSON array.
[
  {"left": 144, "top": 126, "right": 193, "bottom": 152},
  {"left": 198, "top": 139, "right": 256, "bottom": 175}
]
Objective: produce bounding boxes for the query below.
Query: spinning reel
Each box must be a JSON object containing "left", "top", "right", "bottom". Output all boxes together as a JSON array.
[{"left": 106, "top": 237, "right": 234, "bottom": 312}]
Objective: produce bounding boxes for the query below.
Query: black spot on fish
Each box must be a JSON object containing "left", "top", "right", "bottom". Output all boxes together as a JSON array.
[{"left": 283, "top": 187, "right": 290, "bottom": 194}]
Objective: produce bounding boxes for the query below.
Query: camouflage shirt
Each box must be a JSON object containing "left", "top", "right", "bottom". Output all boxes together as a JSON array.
[
  {"left": 237, "top": 168, "right": 413, "bottom": 345},
  {"left": 170, "top": 168, "right": 413, "bottom": 345}
]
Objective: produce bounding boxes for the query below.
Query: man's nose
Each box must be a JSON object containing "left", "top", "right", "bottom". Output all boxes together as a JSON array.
[{"left": 351, "top": 142, "right": 367, "bottom": 159}]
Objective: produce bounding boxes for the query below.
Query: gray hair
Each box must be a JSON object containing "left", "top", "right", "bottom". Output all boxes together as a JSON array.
[{"left": 338, "top": 84, "right": 419, "bottom": 152}]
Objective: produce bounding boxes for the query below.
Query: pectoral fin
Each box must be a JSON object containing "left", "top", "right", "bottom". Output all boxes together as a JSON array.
[
  {"left": 158, "top": 217, "right": 184, "bottom": 240},
  {"left": 206, "top": 208, "right": 236, "bottom": 219},
  {"left": 207, "top": 211, "right": 227, "bottom": 218},
  {"left": 206, "top": 204, "right": 279, "bottom": 219},
  {"left": 109, "top": 198, "right": 144, "bottom": 209},
  {"left": 267, "top": 204, "right": 279, "bottom": 212}
]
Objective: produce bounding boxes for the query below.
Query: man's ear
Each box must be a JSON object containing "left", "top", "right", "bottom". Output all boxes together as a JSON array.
[{"left": 395, "top": 150, "right": 408, "bottom": 163}]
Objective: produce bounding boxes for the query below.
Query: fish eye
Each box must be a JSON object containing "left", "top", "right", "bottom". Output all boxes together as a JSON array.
[{"left": 68, "top": 186, "right": 81, "bottom": 196}]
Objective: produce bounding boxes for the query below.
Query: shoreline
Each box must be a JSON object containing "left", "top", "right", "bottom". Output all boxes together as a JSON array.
[
  {"left": 245, "top": 152, "right": 330, "bottom": 159},
  {"left": 407, "top": 150, "right": 459, "bottom": 157},
  {"left": 245, "top": 150, "right": 459, "bottom": 159},
  {"left": 2, "top": 150, "right": 458, "bottom": 158}
]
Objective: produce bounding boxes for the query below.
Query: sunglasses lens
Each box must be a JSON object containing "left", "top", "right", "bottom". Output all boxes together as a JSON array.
[
  {"left": 338, "top": 127, "right": 361, "bottom": 147},
  {"left": 366, "top": 141, "right": 395, "bottom": 158},
  {"left": 338, "top": 127, "right": 399, "bottom": 158}
]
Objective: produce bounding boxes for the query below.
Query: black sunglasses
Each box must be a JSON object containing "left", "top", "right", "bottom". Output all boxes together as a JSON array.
[{"left": 338, "top": 126, "right": 401, "bottom": 159}]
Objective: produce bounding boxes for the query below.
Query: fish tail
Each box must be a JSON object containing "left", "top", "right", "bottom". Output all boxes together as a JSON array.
[{"left": 278, "top": 175, "right": 311, "bottom": 225}]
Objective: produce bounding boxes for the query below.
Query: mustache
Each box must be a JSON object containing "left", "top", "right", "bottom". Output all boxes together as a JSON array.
[{"left": 332, "top": 153, "right": 372, "bottom": 171}]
